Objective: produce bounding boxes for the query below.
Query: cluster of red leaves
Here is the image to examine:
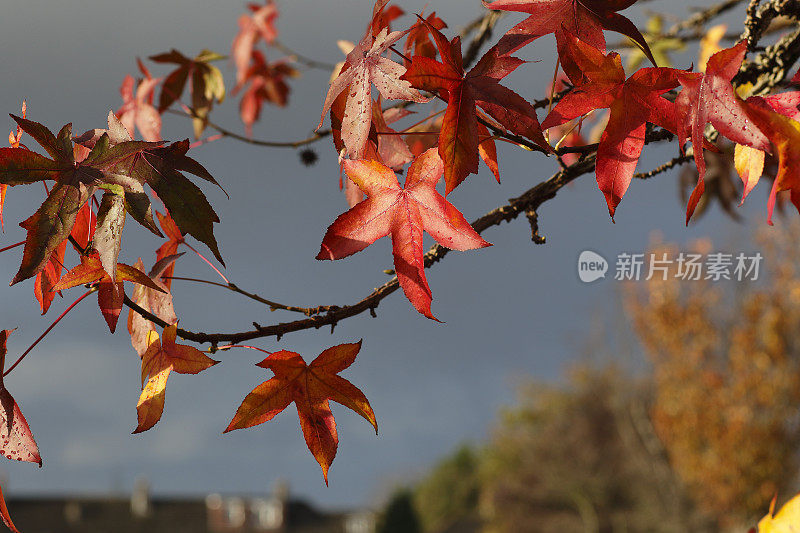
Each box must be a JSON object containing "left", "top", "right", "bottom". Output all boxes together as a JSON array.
[
  {"left": 229, "top": 1, "right": 303, "bottom": 134},
  {"left": 3, "top": 0, "right": 800, "bottom": 508}
]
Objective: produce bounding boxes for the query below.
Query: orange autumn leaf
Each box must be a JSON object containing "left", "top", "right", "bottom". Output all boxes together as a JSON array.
[
  {"left": 225, "top": 341, "right": 377, "bottom": 484},
  {"left": 52, "top": 254, "right": 164, "bottom": 333},
  {"left": 743, "top": 96, "right": 800, "bottom": 224},
  {"left": 134, "top": 325, "right": 218, "bottom": 433},
  {"left": 316, "top": 148, "right": 491, "bottom": 320},
  {"left": 155, "top": 211, "right": 185, "bottom": 290}
]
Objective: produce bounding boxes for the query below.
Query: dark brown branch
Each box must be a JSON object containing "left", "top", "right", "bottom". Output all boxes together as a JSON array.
[
  {"left": 123, "top": 0, "right": 800, "bottom": 347},
  {"left": 740, "top": 0, "right": 800, "bottom": 50},
  {"left": 165, "top": 108, "right": 331, "bottom": 148}
]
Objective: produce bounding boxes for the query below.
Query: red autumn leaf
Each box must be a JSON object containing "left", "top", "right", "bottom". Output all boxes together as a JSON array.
[
  {"left": 53, "top": 254, "right": 165, "bottom": 333},
  {"left": 127, "top": 254, "right": 182, "bottom": 357},
  {"left": 33, "top": 240, "right": 65, "bottom": 315},
  {"left": 155, "top": 211, "right": 185, "bottom": 290},
  {"left": 484, "top": 0, "right": 655, "bottom": 64},
  {"left": 372, "top": 95, "right": 413, "bottom": 171},
  {"left": 401, "top": 20, "right": 550, "bottom": 193},
  {"left": 0, "top": 115, "right": 95, "bottom": 285},
  {"left": 740, "top": 95, "right": 800, "bottom": 224},
  {"left": 0, "top": 330, "right": 42, "bottom": 468},
  {"left": 316, "top": 148, "right": 491, "bottom": 319},
  {"left": 403, "top": 11, "right": 446, "bottom": 65},
  {"left": 233, "top": 51, "right": 299, "bottom": 135},
  {"left": 541, "top": 29, "right": 681, "bottom": 219},
  {"left": 116, "top": 60, "right": 162, "bottom": 142},
  {"left": 231, "top": 0, "right": 279, "bottom": 85},
  {"left": 0, "top": 481, "right": 20, "bottom": 533},
  {"left": 676, "top": 40, "right": 772, "bottom": 223},
  {"left": 317, "top": 0, "right": 427, "bottom": 160},
  {"left": 149, "top": 49, "right": 225, "bottom": 137},
  {"left": 225, "top": 341, "right": 376, "bottom": 484},
  {"left": 371, "top": 3, "right": 404, "bottom": 36},
  {"left": 134, "top": 325, "right": 218, "bottom": 433}
]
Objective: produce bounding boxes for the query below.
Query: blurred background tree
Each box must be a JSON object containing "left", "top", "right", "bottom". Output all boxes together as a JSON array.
[{"left": 377, "top": 222, "right": 800, "bottom": 532}]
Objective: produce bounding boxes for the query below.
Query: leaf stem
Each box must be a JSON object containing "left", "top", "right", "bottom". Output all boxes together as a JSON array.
[
  {"left": 163, "top": 276, "right": 327, "bottom": 315},
  {"left": 164, "top": 108, "right": 331, "bottom": 148},
  {"left": 215, "top": 344, "right": 274, "bottom": 356},
  {"left": 0, "top": 241, "right": 24, "bottom": 254},
  {"left": 183, "top": 242, "right": 229, "bottom": 284},
  {"left": 3, "top": 289, "right": 95, "bottom": 377}
]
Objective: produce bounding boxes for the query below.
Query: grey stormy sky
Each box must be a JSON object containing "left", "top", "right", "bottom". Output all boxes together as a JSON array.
[{"left": 0, "top": 0, "right": 774, "bottom": 510}]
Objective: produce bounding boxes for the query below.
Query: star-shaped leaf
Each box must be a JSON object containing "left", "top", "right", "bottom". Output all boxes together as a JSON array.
[
  {"left": 233, "top": 51, "right": 299, "bottom": 135},
  {"left": 542, "top": 29, "right": 680, "bottom": 219},
  {"left": 316, "top": 148, "right": 491, "bottom": 319},
  {"left": 401, "top": 19, "right": 549, "bottom": 193},
  {"left": 225, "top": 341, "right": 376, "bottom": 484},
  {"left": 231, "top": 0, "right": 279, "bottom": 84},
  {"left": 53, "top": 254, "right": 165, "bottom": 333},
  {"left": 150, "top": 49, "right": 226, "bottom": 137},
  {"left": 134, "top": 324, "right": 218, "bottom": 433},
  {"left": 117, "top": 59, "right": 162, "bottom": 142},
  {"left": 484, "top": 0, "right": 655, "bottom": 65},
  {"left": 675, "top": 40, "right": 772, "bottom": 223},
  {"left": 317, "top": 1, "right": 427, "bottom": 160}
]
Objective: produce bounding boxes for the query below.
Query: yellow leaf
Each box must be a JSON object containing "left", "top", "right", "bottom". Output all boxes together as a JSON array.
[
  {"left": 699, "top": 25, "right": 727, "bottom": 72},
  {"left": 734, "top": 143, "right": 765, "bottom": 204},
  {"left": 758, "top": 493, "right": 800, "bottom": 532}
]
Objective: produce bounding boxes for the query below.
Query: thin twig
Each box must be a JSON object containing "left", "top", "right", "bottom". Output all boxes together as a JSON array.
[
  {"left": 4, "top": 289, "right": 95, "bottom": 376},
  {"left": 165, "top": 108, "right": 331, "bottom": 148}
]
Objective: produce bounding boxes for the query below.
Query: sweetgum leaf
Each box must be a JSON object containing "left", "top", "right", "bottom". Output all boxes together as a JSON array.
[
  {"left": 401, "top": 20, "right": 549, "bottom": 193},
  {"left": 134, "top": 325, "right": 218, "bottom": 433},
  {"left": 317, "top": 148, "right": 490, "bottom": 319},
  {"left": 225, "top": 341, "right": 376, "bottom": 484},
  {"left": 484, "top": 0, "right": 654, "bottom": 65},
  {"left": 0, "top": 330, "right": 42, "bottom": 468},
  {"left": 53, "top": 254, "right": 164, "bottom": 333},
  {"left": 676, "top": 41, "right": 771, "bottom": 223},
  {"left": 542, "top": 29, "right": 681, "bottom": 219},
  {"left": 318, "top": 1, "right": 427, "bottom": 160}
]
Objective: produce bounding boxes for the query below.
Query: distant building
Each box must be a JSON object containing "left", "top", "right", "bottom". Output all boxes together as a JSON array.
[{"left": 5, "top": 479, "right": 375, "bottom": 533}]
